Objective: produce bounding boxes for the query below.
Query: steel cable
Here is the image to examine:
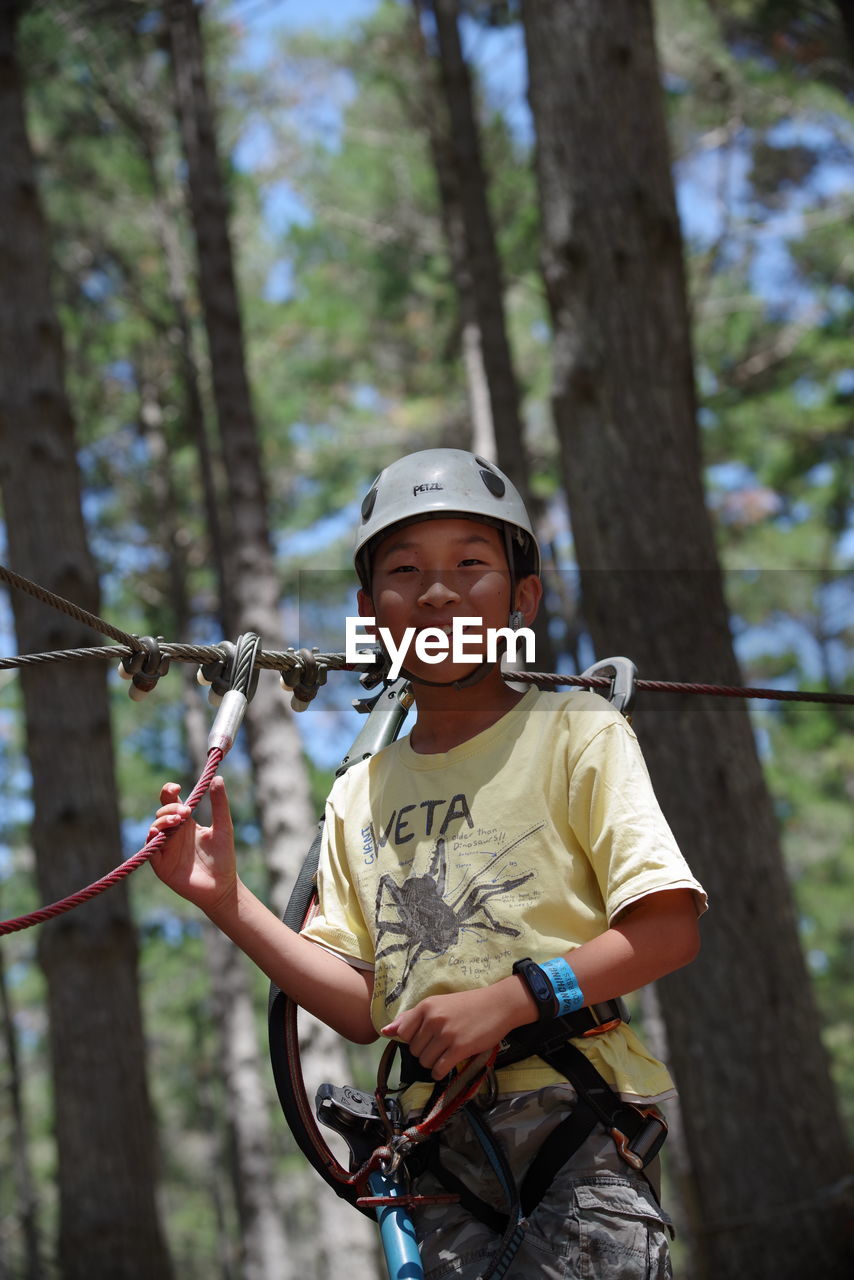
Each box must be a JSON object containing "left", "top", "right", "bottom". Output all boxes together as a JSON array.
[
  {"left": 2, "top": 561, "right": 851, "bottom": 703},
  {"left": 508, "top": 671, "right": 854, "bottom": 706},
  {"left": 0, "top": 642, "right": 851, "bottom": 704},
  {"left": 0, "top": 563, "right": 144, "bottom": 651}
]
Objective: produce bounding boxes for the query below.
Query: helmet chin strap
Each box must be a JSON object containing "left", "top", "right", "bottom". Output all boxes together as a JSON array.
[{"left": 385, "top": 609, "right": 526, "bottom": 691}]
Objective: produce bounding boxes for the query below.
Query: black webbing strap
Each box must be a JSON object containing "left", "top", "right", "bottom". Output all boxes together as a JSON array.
[
  {"left": 396, "top": 998, "right": 628, "bottom": 1085},
  {"left": 412, "top": 1032, "right": 666, "bottom": 1234},
  {"left": 518, "top": 1101, "right": 599, "bottom": 1215},
  {"left": 420, "top": 1140, "right": 509, "bottom": 1235},
  {"left": 400, "top": 1006, "right": 667, "bottom": 1242},
  {"left": 534, "top": 1039, "right": 668, "bottom": 1171},
  {"left": 417, "top": 1090, "right": 601, "bottom": 1233}
]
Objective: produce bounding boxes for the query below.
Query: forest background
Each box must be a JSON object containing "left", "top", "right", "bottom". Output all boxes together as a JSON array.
[{"left": 0, "top": 1, "right": 852, "bottom": 1278}]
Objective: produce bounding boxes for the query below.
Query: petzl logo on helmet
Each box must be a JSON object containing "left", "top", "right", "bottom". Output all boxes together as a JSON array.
[{"left": 413, "top": 482, "right": 443, "bottom": 496}]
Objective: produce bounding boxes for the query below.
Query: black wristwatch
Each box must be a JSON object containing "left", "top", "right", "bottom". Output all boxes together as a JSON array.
[{"left": 512, "top": 957, "right": 557, "bottom": 1021}]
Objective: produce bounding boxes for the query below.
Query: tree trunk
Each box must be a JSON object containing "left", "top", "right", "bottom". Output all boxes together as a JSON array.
[
  {"left": 164, "top": 3, "right": 379, "bottom": 1273},
  {"left": 410, "top": 0, "right": 557, "bottom": 670},
  {"left": 164, "top": 0, "right": 318, "bottom": 908},
  {"left": 141, "top": 382, "right": 294, "bottom": 1280},
  {"left": 0, "top": 9, "right": 174, "bottom": 1277},
  {"left": 833, "top": 0, "right": 854, "bottom": 65},
  {"left": 0, "top": 946, "right": 43, "bottom": 1279},
  {"left": 186, "top": 692, "right": 293, "bottom": 1280},
  {"left": 520, "top": 2, "right": 853, "bottom": 1277},
  {"left": 416, "top": 0, "right": 530, "bottom": 501}
]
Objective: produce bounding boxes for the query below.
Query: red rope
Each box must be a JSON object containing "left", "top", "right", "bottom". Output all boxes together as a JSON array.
[
  {"left": 0, "top": 747, "right": 224, "bottom": 937},
  {"left": 350, "top": 1044, "right": 499, "bottom": 1194}
]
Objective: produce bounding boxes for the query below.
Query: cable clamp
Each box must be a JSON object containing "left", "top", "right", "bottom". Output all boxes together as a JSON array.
[
  {"left": 118, "top": 636, "right": 170, "bottom": 700},
  {"left": 196, "top": 642, "right": 235, "bottom": 705},
  {"left": 279, "top": 647, "right": 328, "bottom": 712}
]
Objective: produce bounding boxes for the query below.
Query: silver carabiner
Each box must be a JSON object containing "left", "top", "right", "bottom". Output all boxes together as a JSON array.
[{"left": 579, "top": 656, "right": 637, "bottom": 718}]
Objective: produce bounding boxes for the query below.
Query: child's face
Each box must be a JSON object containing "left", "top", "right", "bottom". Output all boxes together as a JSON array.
[{"left": 358, "top": 517, "right": 536, "bottom": 684}]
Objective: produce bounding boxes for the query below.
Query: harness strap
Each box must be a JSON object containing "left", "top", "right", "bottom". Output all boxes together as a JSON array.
[
  {"left": 398, "top": 1009, "right": 667, "bottom": 1239},
  {"left": 463, "top": 1104, "right": 527, "bottom": 1280},
  {"left": 395, "top": 997, "right": 629, "bottom": 1085},
  {"left": 418, "top": 1135, "right": 508, "bottom": 1234},
  {"left": 534, "top": 1038, "right": 668, "bottom": 1172},
  {"left": 518, "top": 1101, "right": 599, "bottom": 1216}
]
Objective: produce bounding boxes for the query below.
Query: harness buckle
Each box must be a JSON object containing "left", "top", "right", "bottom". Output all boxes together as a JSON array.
[
  {"left": 581, "top": 997, "right": 630, "bottom": 1037},
  {"left": 583, "top": 1018, "right": 622, "bottom": 1038},
  {"left": 611, "top": 1108, "right": 668, "bottom": 1170}
]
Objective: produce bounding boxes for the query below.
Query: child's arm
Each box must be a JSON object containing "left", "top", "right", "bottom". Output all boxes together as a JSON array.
[
  {"left": 150, "top": 779, "right": 377, "bottom": 1045},
  {"left": 382, "top": 888, "right": 699, "bottom": 1080}
]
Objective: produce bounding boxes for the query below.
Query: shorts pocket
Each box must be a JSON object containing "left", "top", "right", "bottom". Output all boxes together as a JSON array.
[{"left": 575, "top": 1180, "right": 672, "bottom": 1280}]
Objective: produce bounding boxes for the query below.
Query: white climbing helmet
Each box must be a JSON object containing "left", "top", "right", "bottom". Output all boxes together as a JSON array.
[{"left": 354, "top": 449, "right": 539, "bottom": 588}]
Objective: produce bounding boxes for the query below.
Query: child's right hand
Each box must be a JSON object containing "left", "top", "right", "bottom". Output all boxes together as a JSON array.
[{"left": 148, "top": 776, "right": 238, "bottom": 918}]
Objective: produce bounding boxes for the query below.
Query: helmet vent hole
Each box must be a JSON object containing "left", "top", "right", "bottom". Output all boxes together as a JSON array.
[
  {"left": 361, "top": 485, "right": 378, "bottom": 521},
  {"left": 479, "top": 468, "right": 505, "bottom": 498}
]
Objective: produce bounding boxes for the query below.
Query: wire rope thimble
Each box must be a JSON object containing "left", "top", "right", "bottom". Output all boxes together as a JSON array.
[
  {"left": 279, "top": 647, "right": 327, "bottom": 711},
  {"left": 229, "top": 633, "right": 262, "bottom": 700},
  {"left": 206, "top": 634, "right": 261, "bottom": 755},
  {"left": 119, "top": 636, "right": 170, "bottom": 700}
]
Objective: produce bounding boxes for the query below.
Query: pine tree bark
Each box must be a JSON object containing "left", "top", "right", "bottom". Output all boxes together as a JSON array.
[
  {"left": 0, "top": 947, "right": 43, "bottom": 1278},
  {"left": 520, "top": 2, "right": 853, "bottom": 1277},
  {"left": 0, "top": 8, "right": 174, "bottom": 1277},
  {"left": 164, "top": 0, "right": 318, "bottom": 910},
  {"left": 164, "top": 2, "right": 378, "bottom": 1273},
  {"left": 140, "top": 386, "right": 293, "bottom": 1280},
  {"left": 410, "top": 0, "right": 557, "bottom": 670},
  {"left": 416, "top": 0, "right": 530, "bottom": 500}
]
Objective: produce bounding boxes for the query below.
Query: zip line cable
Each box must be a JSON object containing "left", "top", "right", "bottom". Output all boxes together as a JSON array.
[
  {"left": 0, "top": 563, "right": 145, "bottom": 651},
  {"left": 0, "top": 561, "right": 851, "bottom": 937},
  {"left": 1, "top": 562, "right": 851, "bottom": 704},
  {"left": 509, "top": 670, "right": 854, "bottom": 705}
]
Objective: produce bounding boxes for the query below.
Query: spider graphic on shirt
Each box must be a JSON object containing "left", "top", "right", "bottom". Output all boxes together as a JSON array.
[{"left": 373, "top": 824, "right": 544, "bottom": 1005}]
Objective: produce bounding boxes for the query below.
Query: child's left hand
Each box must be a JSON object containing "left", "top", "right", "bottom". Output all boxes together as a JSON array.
[{"left": 381, "top": 976, "right": 532, "bottom": 1080}]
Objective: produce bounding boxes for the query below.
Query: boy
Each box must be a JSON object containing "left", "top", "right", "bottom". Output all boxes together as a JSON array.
[{"left": 152, "top": 449, "right": 706, "bottom": 1280}]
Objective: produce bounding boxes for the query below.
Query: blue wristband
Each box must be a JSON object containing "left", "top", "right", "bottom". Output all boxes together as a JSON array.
[{"left": 540, "top": 957, "right": 585, "bottom": 1016}]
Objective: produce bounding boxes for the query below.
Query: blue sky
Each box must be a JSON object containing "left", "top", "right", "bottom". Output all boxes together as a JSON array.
[{"left": 228, "top": 0, "right": 379, "bottom": 46}]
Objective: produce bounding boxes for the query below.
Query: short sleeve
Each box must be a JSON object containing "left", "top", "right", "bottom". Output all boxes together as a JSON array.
[
  {"left": 567, "top": 719, "right": 707, "bottom": 923},
  {"left": 299, "top": 776, "right": 375, "bottom": 968}
]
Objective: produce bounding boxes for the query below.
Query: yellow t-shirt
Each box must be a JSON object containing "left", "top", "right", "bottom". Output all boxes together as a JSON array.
[{"left": 301, "top": 688, "right": 707, "bottom": 1103}]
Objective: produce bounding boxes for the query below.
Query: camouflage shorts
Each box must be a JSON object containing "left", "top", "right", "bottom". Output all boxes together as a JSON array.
[{"left": 409, "top": 1083, "right": 673, "bottom": 1280}]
